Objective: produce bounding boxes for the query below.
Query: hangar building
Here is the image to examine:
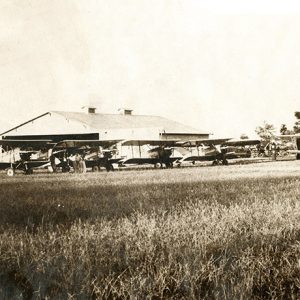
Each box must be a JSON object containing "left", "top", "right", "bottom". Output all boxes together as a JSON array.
[{"left": 0, "top": 107, "right": 209, "bottom": 142}]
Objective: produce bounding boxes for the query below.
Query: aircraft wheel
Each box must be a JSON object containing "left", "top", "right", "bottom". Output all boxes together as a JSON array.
[
  {"left": 62, "top": 166, "right": 70, "bottom": 173},
  {"left": 48, "top": 166, "right": 54, "bottom": 173},
  {"left": 297, "top": 153, "right": 300, "bottom": 160},
  {"left": 177, "top": 163, "right": 181, "bottom": 168},
  {"left": 192, "top": 161, "right": 195, "bottom": 165},
  {"left": 92, "top": 166, "right": 100, "bottom": 172},
  {"left": 25, "top": 168, "right": 33, "bottom": 175},
  {"left": 212, "top": 160, "right": 218, "bottom": 166},
  {"left": 105, "top": 164, "right": 114, "bottom": 172},
  {"left": 165, "top": 162, "right": 172, "bottom": 168},
  {"left": 154, "top": 163, "right": 160, "bottom": 169},
  {"left": 6, "top": 168, "right": 14, "bottom": 177},
  {"left": 222, "top": 159, "right": 229, "bottom": 166}
]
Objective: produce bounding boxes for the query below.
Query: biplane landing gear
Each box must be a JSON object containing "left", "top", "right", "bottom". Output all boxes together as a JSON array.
[
  {"left": 25, "top": 168, "right": 33, "bottom": 175},
  {"left": 212, "top": 160, "right": 219, "bottom": 166},
  {"left": 62, "top": 166, "right": 70, "bottom": 173},
  {"left": 165, "top": 162, "right": 173, "bottom": 169},
  {"left": 105, "top": 164, "right": 114, "bottom": 172},
  {"left": 222, "top": 159, "right": 229, "bottom": 166},
  {"left": 154, "top": 163, "right": 161, "bottom": 169},
  {"left": 92, "top": 166, "right": 100, "bottom": 172},
  {"left": 6, "top": 168, "right": 14, "bottom": 177}
]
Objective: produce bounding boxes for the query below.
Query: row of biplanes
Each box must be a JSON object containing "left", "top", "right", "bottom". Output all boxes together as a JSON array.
[{"left": 0, "top": 135, "right": 298, "bottom": 176}]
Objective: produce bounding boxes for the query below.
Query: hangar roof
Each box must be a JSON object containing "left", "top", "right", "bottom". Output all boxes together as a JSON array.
[
  {"left": 0, "top": 110, "right": 208, "bottom": 136},
  {"left": 52, "top": 111, "right": 206, "bottom": 134}
]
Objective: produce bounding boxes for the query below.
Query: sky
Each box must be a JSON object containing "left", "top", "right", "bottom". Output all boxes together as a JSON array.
[{"left": 1, "top": 0, "right": 300, "bottom": 138}]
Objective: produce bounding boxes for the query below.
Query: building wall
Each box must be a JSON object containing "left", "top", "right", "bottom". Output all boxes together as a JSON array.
[{"left": 100, "top": 127, "right": 163, "bottom": 140}]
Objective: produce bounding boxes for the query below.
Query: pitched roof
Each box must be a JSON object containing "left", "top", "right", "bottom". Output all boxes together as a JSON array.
[{"left": 52, "top": 111, "right": 206, "bottom": 134}]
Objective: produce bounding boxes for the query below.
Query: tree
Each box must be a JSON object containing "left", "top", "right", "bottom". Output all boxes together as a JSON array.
[
  {"left": 255, "top": 121, "right": 276, "bottom": 143},
  {"left": 280, "top": 124, "right": 294, "bottom": 135},
  {"left": 293, "top": 112, "right": 300, "bottom": 134},
  {"left": 280, "top": 124, "right": 288, "bottom": 135}
]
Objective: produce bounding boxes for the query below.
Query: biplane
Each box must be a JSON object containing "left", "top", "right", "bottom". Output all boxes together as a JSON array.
[
  {"left": 118, "top": 139, "right": 182, "bottom": 168},
  {"left": 50, "top": 139, "right": 122, "bottom": 172},
  {"left": 0, "top": 139, "right": 52, "bottom": 176},
  {"left": 224, "top": 138, "right": 261, "bottom": 158},
  {"left": 176, "top": 138, "right": 260, "bottom": 166},
  {"left": 276, "top": 134, "right": 300, "bottom": 159}
]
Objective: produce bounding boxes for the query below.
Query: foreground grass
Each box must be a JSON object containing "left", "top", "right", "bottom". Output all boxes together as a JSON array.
[{"left": 1, "top": 161, "right": 300, "bottom": 299}]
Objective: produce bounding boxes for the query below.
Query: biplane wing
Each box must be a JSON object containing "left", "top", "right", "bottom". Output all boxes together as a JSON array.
[
  {"left": 276, "top": 134, "right": 300, "bottom": 138},
  {"left": 177, "top": 138, "right": 231, "bottom": 147},
  {"left": 180, "top": 155, "right": 218, "bottom": 162},
  {"left": 0, "top": 139, "right": 53, "bottom": 150},
  {"left": 119, "top": 157, "right": 160, "bottom": 165},
  {"left": 222, "top": 139, "right": 260, "bottom": 147},
  {"left": 53, "top": 139, "right": 121, "bottom": 149},
  {"left": 120, "top": 156, "right": 180, "bottom": 166},
  {"left": 275, "top": 134, "right": 300, "bottom": 146},
  {"left": 121, "top": 139, "right": 179, "bottom": 147}
]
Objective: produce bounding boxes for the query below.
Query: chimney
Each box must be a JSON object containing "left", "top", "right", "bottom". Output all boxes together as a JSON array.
[
  {"left": 81, "top": 106, "right": 97, "bottom": 114},
  {"left": 88, "top": 107, "right": 96, "bottom": 114},
  {"left": 118, "top": 108, "right": 133, "bottom": 115}
]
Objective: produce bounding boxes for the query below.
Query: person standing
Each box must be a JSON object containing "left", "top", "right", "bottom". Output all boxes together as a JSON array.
[
  {"left": 73, "top": 153, "right": 81, "bottom": 173},
  {"left": 270, "top": 142, "right": 278, "bottom": 161},
  {"left": 79, "top": 154, "right": 87, "bottom": 173}
]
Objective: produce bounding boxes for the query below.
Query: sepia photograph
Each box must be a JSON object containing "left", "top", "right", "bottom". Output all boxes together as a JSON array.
[{"left": 1, "top": 0, "right": 300, "bottom": 299}]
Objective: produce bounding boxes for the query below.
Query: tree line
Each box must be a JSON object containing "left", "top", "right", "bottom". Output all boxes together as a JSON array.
[{"left": 254, "top": 112, "right": 300, "bottom": 143}]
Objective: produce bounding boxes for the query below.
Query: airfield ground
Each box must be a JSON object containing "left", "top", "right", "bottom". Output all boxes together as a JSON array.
[{"left": 1, "top": 160, "right": 300, "bottom": 299}]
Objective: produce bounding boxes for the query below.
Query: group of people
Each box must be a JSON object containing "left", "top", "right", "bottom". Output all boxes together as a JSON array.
[
  {"left": 70, "top": 153, "right": 86, "bottom": 173},
  {"left": 50, "top": 152, "right": 86, "bottom": 173},
  {"left": 266, "top": 141, "right": 280, "bottom": 160},
  {"left": 256, "top": 141, "right": 280, "bottom": 160}
]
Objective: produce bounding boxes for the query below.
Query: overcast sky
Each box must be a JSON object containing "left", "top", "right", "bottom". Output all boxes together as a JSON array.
[{"left": 1, "top": 0, "right": 300, "bottom": 137}]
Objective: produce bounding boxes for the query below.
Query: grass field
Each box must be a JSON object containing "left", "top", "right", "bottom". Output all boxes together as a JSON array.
[{"left": 1, "top": 160, "right": 300, "bottom": 299}]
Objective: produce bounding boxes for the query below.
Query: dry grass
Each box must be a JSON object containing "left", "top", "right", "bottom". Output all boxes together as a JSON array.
[{"left": 1, "top": 160, "right": 300, "bottom": 299}]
